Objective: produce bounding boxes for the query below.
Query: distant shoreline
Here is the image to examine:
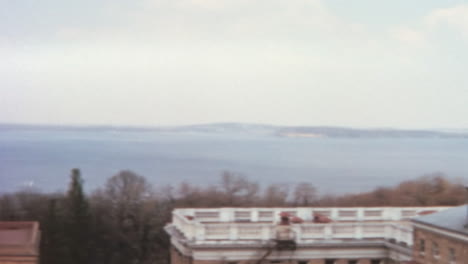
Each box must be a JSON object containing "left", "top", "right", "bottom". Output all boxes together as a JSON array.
[
  {"left": 279, "top": 132, "right": 325, "bottom": 138},
  {"left": 0, "top": 122, "right": 467, "bottom": 138}
]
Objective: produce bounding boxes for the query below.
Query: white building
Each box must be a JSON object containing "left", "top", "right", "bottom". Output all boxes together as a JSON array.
[{"left": 165, "top": 207, "right": 451, "bottom": 264}]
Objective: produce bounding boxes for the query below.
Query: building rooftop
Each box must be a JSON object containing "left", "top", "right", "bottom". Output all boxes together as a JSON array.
[
  {"left": 168, "top": 206, "right": 451, "bottom": 248},
  {"left": 0, "top": 222, "right": 40, "bottom": 257},
  {"left": 0, "top": 222, "right": 38, "bottom": 245},
  {"left": 412, "top": 205, "right": 468, "bottom": 235}
]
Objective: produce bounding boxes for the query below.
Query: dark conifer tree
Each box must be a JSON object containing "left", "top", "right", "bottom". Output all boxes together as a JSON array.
[
  {"left": 65, "top": 168, "right": 91, "bottom": 264},
  {"left": 41, "top": 197, "right": 69, "bottom": 264}
]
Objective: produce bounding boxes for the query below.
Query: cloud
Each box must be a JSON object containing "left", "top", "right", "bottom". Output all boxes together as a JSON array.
[
  {"left": 74, "top": 0, "right": 366, "bottom": 45},
  {"left": 389, "top": 4, "right": 468, "bottom": 48},
  {"left": 2, "top": 0, "right": 437, "bottom": 72},
  {"left": 390, "top": 26, "right": 426, "bottom": 47},
  {"left": 424, "top": 4, "right": 468, "bottom": 36},
  {"left": 24, "top": 0, "right": 379, "bottom": 67}
]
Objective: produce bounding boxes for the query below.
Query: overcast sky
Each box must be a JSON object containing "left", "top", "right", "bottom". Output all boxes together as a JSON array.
[{"left": 1, "top": 0, "right": 468, "bottom": 128}]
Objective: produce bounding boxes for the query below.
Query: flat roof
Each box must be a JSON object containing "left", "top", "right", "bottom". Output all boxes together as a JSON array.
[{"left": 412, "top": 205, "right": 468, "bottom": 236}]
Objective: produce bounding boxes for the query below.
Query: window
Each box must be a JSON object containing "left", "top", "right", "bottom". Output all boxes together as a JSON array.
[
  {"left": 432, "top": 242, "right": 439, "bottom": 258},
  {"left": 419, "top": 239, "right": 425, "bottom": 254},
  {"left": 449, "top": 248, "right": 456, "bottom": 263},
  {"left": 348, "top": 260, "right": 358, "bottom": 264},
  {"left": 370, "top": 260, "right": 381, "bottom": 264},
  {"left": 325, "top": 260, "right": 336, "bottom": 264}
]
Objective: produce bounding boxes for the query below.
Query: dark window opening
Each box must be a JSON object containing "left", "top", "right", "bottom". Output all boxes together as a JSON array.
[
  {"left": 449, "top": 248, "right": 456, "bottom": 262},
  {"left": 419, "top": 239, "right": 425, "bottom": 253},
  {"left": 432, "top": 242, "right": 439, "bottom": 257}
]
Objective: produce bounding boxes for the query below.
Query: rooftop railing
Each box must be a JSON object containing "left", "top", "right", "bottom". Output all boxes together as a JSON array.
[
  {"left": 174, "top": 207, "right": 450, "bottom": 223},
  {"left": 171, "top": 207, "right": 450, "bottom": 246}
]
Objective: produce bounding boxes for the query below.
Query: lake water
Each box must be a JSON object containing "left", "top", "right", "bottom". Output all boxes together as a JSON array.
[{"left": 1, "top": 129, "right": 467, "bottom": 194}]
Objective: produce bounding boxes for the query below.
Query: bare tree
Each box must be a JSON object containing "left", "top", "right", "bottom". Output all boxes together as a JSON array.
[
  {"left": 262, "top": 184, "right": 289, "bottom": 206},
  {"left": 219, "top": 171, "right": 259, "bottom": 206},
  {"left": 93, "top": 170, "right": 163, "bottom": 264},
  {"left": 293, "top": 182, "right": 317, "bottom": 206}
]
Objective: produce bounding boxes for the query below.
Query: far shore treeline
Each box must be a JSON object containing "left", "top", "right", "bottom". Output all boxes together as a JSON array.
[{"left": 0, "top": 170, "right": 466, "bottom": 264}]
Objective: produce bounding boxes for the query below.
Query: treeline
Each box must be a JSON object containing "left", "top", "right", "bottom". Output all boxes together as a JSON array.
[
  {"left": 0, "top": 170, "right": 465, "bottom": 264},
  {"left": 0, "top": 170, "right": 172, "bottom": 264},
  {"left": 318, "top": 175, "right": 467, "bottom": 206},
  {"left": 159, "top": 171, "right": 466, "bottom": 207}
]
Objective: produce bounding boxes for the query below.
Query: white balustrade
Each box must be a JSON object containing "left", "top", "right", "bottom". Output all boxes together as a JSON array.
[
  {"left": 300, "top": 225, "right": 326, "bottom": 239},
  {"left": 171, "top": 207, "right": 450, "bottom": 245},
  {"left": 174, "top": 207, "right": 450, "bottom": 223},
  {"left": 204, "top": 224, "right": 230, "bottom": 240}
]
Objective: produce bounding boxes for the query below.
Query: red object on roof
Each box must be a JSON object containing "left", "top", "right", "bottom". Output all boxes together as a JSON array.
[
  {"left": 290, "top": 216, "right": 304, "bottom": 224},
  {"left": 418, "top": 210, "right": 437, "bottom": 216},
  {"left": 313, "top": 213, "right": 332, "bottom": 223},
  {"left": 279, "top": 212, "right": 290, "bottom": 217},
  {"left": 185, "top": 215, "right": 194, "bottom": 220}
]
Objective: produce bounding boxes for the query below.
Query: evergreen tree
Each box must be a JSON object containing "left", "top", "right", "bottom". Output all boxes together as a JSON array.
[
  {"left": 65, "top": 168, "right": 91, "bottom": 264},
  {"left": 41, "top": 197, "right": 69, "bottom": 264}
]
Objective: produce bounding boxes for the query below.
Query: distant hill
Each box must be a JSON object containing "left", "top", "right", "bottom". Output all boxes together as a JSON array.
[
  {"left": 275, "top": 126, "right": 468, "bottom": 138},
  {"left": 1, "top": 123, "right": 467, "bottom": 138}
]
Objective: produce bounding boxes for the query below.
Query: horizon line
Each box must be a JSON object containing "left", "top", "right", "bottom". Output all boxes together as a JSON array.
[{"left": 0, "top": 121, "right": 466, "bottom": 132}]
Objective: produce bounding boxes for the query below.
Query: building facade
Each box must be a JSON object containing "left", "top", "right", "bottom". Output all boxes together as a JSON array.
[
  {"left": 412, "top": 205, "right": 468, "bottom": 264},
  {"left": 166, "top": 207, "right": 450, "bottom": 264},
  {"left": 0, "top": 222, "right": 40, "bottom": 264}
]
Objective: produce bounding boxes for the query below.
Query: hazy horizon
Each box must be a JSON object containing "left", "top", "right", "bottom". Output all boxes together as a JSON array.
[{"left": 1, "top": 121, "right": 468, "bottom": 131}]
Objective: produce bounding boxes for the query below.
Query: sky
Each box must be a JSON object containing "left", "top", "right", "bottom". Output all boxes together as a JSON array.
[{"left": 1, "top": 0, "right": 468, "bottom": 128}]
